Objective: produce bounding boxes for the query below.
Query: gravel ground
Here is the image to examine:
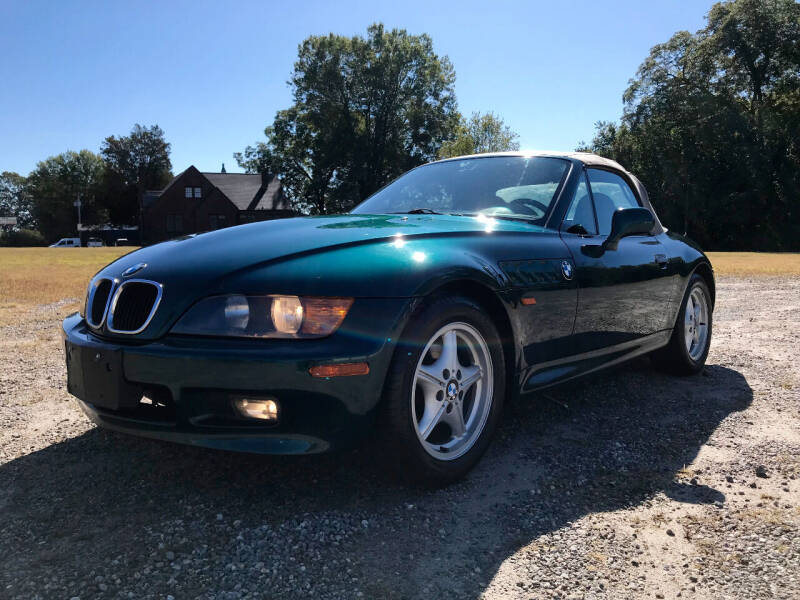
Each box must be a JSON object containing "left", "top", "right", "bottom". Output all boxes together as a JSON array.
[{"left": 0, "top": 276, "right": 797, "bottom": 600}]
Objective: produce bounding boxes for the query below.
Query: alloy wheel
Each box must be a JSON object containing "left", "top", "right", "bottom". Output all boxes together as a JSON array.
[
  {"left": 684, "top": 286, "right": 709, "bottom": 361},
  {"left": 411, "top": 322, "right": 494, "bottom": 460}
]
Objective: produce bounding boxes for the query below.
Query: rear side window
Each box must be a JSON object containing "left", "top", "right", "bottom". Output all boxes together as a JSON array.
[{"left": 586, "top": 169, "right": 640, "bottom": 235}]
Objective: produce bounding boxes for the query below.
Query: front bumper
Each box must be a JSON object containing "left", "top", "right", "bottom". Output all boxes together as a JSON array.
[{"left": 62, "top": 297, "right": 413, "bottom": 454}]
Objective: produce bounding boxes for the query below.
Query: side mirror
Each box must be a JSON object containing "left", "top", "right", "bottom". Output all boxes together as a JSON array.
[{"left": 603, "top": 207, "right": 655, "bottom": 250}]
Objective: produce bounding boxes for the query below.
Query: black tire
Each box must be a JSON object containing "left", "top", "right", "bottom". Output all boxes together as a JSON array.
[
  {"left": 652, "top": 273, "right": 713, "bottom": 375},
  {"left": 380, "top": 295, "right": 506, "bottom": 487}
]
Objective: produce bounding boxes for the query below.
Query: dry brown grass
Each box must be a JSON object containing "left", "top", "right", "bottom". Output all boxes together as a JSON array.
[
  {"left": 706, "top": 252, "right": 800, "bottom": 276},
  {"left": 0, "top": 247, "right": 135, "bottom": 325}
]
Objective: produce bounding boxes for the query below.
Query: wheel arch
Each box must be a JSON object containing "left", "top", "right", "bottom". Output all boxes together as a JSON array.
[{"left": 691, "top": 260, "right": 716, "bottom": 308}]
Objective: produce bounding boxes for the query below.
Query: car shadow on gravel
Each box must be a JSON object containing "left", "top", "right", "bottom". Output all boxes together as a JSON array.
[{"left": 0, "top": 359, "right": 752, "bottom": 599}]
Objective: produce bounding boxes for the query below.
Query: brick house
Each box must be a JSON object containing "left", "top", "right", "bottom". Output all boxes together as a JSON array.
[{"left": 142, "top": 166, "right": 292, "bottom": 244}]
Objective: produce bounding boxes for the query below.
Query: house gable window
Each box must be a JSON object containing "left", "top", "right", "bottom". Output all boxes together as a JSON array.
[
  {"left": 194, "top": 187, "right": 202, "bottom": 198},
  {"left": 184, "top": 187, "right": 192, "bottom": 198}
]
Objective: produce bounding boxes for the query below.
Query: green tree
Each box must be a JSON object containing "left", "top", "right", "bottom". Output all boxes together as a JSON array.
[
  {"left": 26, "top": 150, "right": 106, "bottom": 242},
  {"left": 580, "top": 0, "right": 800, "bottom": 251},
  {"left": 236, "top": 24, "right": 459, "bottom": 214},
  {"left": 100, "top": 124, "right": 172, "bottom": 224},
  {"left": 438, "top": 112, "right": 520, "bottom": 159},
  {"left": 0, "top": 172, "right": 35, "bottom": 229}
]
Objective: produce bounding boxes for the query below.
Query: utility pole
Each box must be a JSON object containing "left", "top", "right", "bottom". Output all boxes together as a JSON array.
[{"left": 74, "top": 194, "right": 82, "bottom": 237}]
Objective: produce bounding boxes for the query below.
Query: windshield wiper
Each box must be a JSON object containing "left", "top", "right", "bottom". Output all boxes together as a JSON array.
[{"left": 391, "top": 208, "right": 443, "bottom": 215}]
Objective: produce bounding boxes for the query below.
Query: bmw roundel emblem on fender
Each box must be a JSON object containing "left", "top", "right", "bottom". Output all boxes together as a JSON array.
[
  {"left": 561, "top": 260, "right": 573, "bottom": 280},
  {"left": 122, "top": 262, "right": 147, "bottom": 278}
]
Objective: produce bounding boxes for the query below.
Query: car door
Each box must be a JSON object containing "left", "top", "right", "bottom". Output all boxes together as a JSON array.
[{"left": 559, "top": 167, "right": 674, "bottom": 354}]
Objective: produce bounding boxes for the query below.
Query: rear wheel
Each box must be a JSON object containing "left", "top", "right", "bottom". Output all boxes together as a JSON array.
[
  {"left": 653, "top": 273, "right": 712, "bottom": 374},
  {"left": 381, "top": 295, "right": 505, "bottom": 486}
]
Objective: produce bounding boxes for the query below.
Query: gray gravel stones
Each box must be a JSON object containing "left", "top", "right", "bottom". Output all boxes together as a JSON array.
[{"left": 0, "top": 276, "right": 798, "bottom": 599}]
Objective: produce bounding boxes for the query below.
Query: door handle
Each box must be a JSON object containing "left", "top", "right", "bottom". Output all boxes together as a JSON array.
[{"left": 654, "top": 253, "right": 668, "bottom": 268}]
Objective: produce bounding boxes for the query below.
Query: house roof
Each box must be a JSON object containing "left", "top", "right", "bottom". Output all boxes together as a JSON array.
[
  {"left": 252, "top": 176, "right": 286, "bottom": 210},
  {"left": 201, "top": 172, "right": 266, "bottom": 210},
  {"left": 155, "top": 166, "right": 288, "bottom": 211}
]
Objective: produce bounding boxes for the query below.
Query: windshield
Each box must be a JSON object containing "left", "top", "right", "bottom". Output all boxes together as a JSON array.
[{"left": 352, "top": 156, "right": 570, "bottom": 221}]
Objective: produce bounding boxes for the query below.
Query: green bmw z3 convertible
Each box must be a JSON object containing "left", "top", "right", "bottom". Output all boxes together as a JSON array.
[{"left": 63, "top": 151, "right": 714, "bottom": 484}]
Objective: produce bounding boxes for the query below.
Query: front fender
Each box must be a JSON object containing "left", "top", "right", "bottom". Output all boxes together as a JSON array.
[{"left": 661, "top": 231, "right": 716, "bottom": 326}]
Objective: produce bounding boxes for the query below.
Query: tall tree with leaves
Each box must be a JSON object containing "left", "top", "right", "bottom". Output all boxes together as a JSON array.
[
  {"left": 26, "top": 150, "right": 106, "bottom": 242},
  {"left": 236, "top": 24, "right": 459, "bottom": 214},
  {"left": 438, "top": 112, "right": 520, "bottom": 159},
  {"left": 579, "top": 0, "right": 799, "bottom": 251},
  {"left": 101, "top": 124, "right": 172, "bottom": 224},
  {"left": 0, "top": 172, "right": 35, "bottom": 229}
]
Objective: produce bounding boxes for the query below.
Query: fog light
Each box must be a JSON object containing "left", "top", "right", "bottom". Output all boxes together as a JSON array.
[{"left": 234, "top": 398, "right": 279, "bottom": 421}]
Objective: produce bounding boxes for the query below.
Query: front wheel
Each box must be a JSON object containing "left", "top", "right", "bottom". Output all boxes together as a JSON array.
[
  {"left": 380, "top": 295, "right": 505, "bottom": 486},
  {"left": 652, "top": 273, "right": 712, "bottom": 374}
]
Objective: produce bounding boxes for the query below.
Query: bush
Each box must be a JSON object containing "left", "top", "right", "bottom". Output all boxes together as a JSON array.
[{"left": 0, "top": 228, "right": 47, "bottom": 247}]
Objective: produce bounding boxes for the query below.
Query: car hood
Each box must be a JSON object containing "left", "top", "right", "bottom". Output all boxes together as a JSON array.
[{"left": 107, "top": 213, "right": 544, "bottom": 281}]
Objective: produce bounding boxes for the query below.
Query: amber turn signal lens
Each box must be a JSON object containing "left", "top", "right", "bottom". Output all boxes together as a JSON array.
[
  {"left": 301, "top": 297, "right": 354, "bottom": 335},
  {"left": 309, "top": 362, "right": 370, "bottom": 378}
]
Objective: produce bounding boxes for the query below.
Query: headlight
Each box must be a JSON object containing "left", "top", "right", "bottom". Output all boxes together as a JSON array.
[
  {"left": 171, "top": 295, "right": 353, "bottom": 338},
  {"left": 224, "top": 295, "right": 250, "bottom": 329},
  {"left": 271, "top": 295, "right": 303, "bottom": 334}
]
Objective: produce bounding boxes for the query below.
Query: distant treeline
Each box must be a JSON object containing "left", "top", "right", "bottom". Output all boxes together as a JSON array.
[
  {"left": 579, "top": 0, "right": 799, "bottom": 251},
  {"left": 0, "top": 124, "right": 172, "bottom": 243}
]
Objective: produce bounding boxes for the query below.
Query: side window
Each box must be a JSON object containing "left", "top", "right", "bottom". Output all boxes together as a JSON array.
[
  {"left": 561, "top": 172, "right": 597, "bottom": 234},
  {"left": 586, "top": 169, "right": 640, "bottom": 235}
]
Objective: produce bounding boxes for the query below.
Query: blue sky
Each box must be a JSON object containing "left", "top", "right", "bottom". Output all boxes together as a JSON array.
[{"left": 0, "top": 0, "right": 716, "bottom": 176}]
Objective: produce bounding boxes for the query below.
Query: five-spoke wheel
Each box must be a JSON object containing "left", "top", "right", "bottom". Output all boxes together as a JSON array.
[{"left": 412, "top": 323, "right": 493, "bottom": 460}]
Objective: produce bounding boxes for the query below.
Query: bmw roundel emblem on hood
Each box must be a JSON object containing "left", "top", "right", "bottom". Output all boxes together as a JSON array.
[
  {"left": 561, "top": 260, "right": 573, "bottom": 280},
  {"left": 122, "top": 262, "right": 147, "bottom": 278}
]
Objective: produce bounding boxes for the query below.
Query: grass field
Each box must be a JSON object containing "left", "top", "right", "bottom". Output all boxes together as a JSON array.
[
  {"left": 0, "top": 248, "right": 797, "bottom": 325},
  {"left": 0, "top": 247, "right": 135, "bottom": 325},
  {"left": 705, "top": 252, "right": 800, "bottom": 276}
]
